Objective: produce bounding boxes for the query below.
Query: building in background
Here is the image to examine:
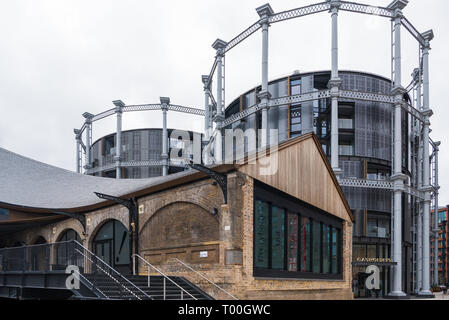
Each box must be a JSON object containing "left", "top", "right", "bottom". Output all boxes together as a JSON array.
[
  {"left": 431, "top": 207, "right": 449, "bottom": 285},
  {"left": 88, "top": 128, "right": 202, "bottom": 179}
]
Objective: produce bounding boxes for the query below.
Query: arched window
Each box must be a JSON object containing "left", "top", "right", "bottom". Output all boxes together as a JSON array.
[
  {"left": 55, "top": 229, "right": 81, "bottom": 270},
  {"left": 93, "top": 220, "right": 129, "bottom": 273}
]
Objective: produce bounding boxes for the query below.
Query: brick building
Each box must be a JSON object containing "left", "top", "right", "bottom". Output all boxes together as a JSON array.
[
  {"left": 0, "top": 133, "right": 353, "bottom": 300},
  {"left": 431, "top": 207, "right": 449, "bottom": 285}
]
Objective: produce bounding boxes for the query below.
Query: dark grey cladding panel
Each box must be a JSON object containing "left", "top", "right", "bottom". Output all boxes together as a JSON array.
[{"left": 341, "top": 186, "right": 392, "bottom": 214}]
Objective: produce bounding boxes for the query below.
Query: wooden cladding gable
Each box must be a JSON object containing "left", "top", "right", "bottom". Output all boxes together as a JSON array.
[{"left": 239, "top": 133, "right": 353, "bottom": 222}]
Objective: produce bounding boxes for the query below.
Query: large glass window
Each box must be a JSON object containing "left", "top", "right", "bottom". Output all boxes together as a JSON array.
[
  {"left": 300, "top": 217, "right": 311, "bottom": 272},
  {"left": 323, "top": 225, "right": 331, "bottom": 273},
  {"left": 254, "top": 181, "right": 343, "bottom": 279},
  {"left": 271, "top": 206, "right": 285, "bottom": 270},
  {"left": 312, "top": 220, "right": 322, "bottom": 273},
  {"left": 287, "top": 213, "right": 298, "bottom": 272},
  {"left": 331, "top": 228, "right": 340, "bottom": 274},
  {"left": 254, "top": 200, "right": 270, "bottom": 269}
]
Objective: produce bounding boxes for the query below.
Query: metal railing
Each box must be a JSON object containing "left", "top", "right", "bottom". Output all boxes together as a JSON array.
[
  {"left": 0, "top": 240, "right": 152, "bottom": 300},
  {"left": 132, "top": 254, "right": 197, "bottom": 300},
  {"left": 72, "top": 241, "right": 152, "bottom": 300},
  {"left": 171, "top": 258, "right": 238, "bottom": 300}
]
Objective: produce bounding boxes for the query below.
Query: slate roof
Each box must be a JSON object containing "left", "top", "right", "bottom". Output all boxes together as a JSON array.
[{"left": 0, "top": 146, "right": 192, "bottom": 211}]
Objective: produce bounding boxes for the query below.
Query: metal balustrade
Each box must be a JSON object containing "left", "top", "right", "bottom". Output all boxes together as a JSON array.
[
  {"left": 170, "top": 258, "right": 238, "bottom": 300},
  {"left": 0, "top": 241, "right": 152, "bottom": 300},
  {"left": 132, "top": 254, "right": 197, "bottom": 300}
]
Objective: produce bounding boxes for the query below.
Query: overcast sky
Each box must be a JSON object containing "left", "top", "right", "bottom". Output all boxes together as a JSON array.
[{"left": 0, "top": 0, "right": 448, "bottom": 205}]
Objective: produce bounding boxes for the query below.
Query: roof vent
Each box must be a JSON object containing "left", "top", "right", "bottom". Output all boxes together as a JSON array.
[{"left": 293, "top": 70, "right": 300, "bottom": 75}]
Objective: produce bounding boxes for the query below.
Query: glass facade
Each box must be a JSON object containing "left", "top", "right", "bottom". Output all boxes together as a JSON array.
[
  {"left": 254, "top": 181, "right": 342, "bottom": 279},
  {"left": 90, "top": 129, "right": 200, "bottom": 179}
]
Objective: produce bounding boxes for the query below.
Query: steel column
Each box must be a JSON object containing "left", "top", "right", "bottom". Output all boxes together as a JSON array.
[
  {"left": 82, "top": 113, "right": 94, "bottom": 172},
  {"left": 212, "top": 39, "right": 227, "bottom": 164},
  {"left": 74, "top": 129, "right": 82, "bottom": 174},
  {"left": 202, "top": 75, "right": 211, "bottom": 141},
  {"left": 113, "top": 100, "right": 124, "bottom": 179},
  {"left": 419, "top": 29, "right": 434, "bottom": 296},
  {"left": 160, "top": 97, "right": 170, "bottom": 176},
  {"left": 389, "top": 5, "right": 406, "bottom": 297},
  {"left": 434, "top": 142, "right": 440, "bottom": 285},
  {"left": 256, "top": 4, "right": 273, "bottom": 148},
  {"left": 329, "top": 0, "right": 342, "bottom": 174}
]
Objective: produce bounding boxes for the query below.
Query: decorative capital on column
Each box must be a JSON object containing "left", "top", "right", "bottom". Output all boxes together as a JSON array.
[
  {"left": 202, "top": 75, "right": 210, "bottom": 90},
  {"left": 328, "top": 78, "right": 342, "bottom": 89},
  {"left": 422, "top": 109, "right": 433, "bottom": 119},
  {"left": 387, "top": 0, "right": 408, "bottom": 13},
  {"left": 421, "top": 29, "right": 434, "bottom": 49},
  {"left": 328, "top": 0, "right": 341, "bottom": 12},
  {"left": 257, "top": 90, "right": 271, "bottom": 101},
  {"left": 82, "top": 112, "right": 94, "bottom": 123},
  {"left": 434, "top": 141, "right": 441, "bottom": 152},
  {"left": 213, "top": 114, "right": 225, "bottom": 123},
  {"left": 113, "top": 100, "right": 125, "bottom": 113},
  {"left": 391, "top": 86, "right": 406, "bottom": 97},
  {"left": 74, "top": 129, "right": 81, "bottom": 140},
  {"left": 391, "top": 173, "right": 408, "bottom": 183},
  {"left": 160, "top": 97, "right": 170, "bottom": 111},
  {"left": 256, "top": 3, "right": 274, "bottom": 25},
  {"left": 212, "top": 39, "right": 228, "bottom": 56}
]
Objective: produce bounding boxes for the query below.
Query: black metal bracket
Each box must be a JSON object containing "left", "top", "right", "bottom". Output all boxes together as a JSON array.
[
  {"left": 94, "top": 192, "right": 139, "bottom": 274},
  {"left": 188, "top": 161, "right": 227, "bottom": 204},
  {"left": 51, "top": 211, "right": 87, "bottom": 235}
]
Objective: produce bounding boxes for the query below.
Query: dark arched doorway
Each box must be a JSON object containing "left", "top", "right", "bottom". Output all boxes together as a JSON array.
[
  {"left": 93, "top": 220, "right": 130, "bottom": 273},
  {"left": 55, "top": 229, "right": 82, "bottom": 270},
  {"left": 31, "top": 236, "right": 47, "bottom": 271}
]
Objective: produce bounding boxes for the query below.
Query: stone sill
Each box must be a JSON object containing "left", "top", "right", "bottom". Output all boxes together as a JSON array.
[{"left": 254, "top": 277, "right": 346, "bottom": 282}]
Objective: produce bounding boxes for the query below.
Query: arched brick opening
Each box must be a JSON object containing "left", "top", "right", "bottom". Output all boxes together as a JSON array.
[{"left": 139, "top": 201, "right": 220, "bottom": 266}]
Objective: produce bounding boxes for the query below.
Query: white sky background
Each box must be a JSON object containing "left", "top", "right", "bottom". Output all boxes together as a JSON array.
[{"left": 0, "top": 0, "right": 448, "bottom": 204}]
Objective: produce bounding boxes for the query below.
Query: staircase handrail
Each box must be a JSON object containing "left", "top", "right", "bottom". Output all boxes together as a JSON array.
[
  {"left": 73, "top": 240, "right": 152, "bottom": 300},
  {"left": 132, "top": 254, "right": 197, "bottom": 300},
  {"left": 172, "top": 258, "right": 238, "bottom": 300}
]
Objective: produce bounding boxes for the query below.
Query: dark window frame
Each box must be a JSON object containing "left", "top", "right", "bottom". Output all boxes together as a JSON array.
[{"left": 253, "top": 180, "right": 344, "bottom": 280}]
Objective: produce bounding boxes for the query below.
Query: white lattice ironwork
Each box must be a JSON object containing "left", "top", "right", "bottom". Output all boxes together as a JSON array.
[
  {"left": 121, "top": 160, "right": 163, "bottom": 168},
  {"left": 92, "top": 108, "right": 116, "bottom": 122},
  {"left": 205, "top": 57, "right": 218, "bottom": 89},
  {"left": 122, "top": 104, "right": 162, "bottom": 112},
  {"left": 339, "top": 178, "right": 394, "bottom": 189},
  {"left": 402, "top": 16, "right": 426, "bottom": 46},
  {"left": 339, "top": 90, "right": 394, "bottom": 104},
  {"left": 339, "top": 1, "right": 393, "bottom": 18},
  {"left": 270, "top": 90, "right": 331, "bottom": 108},
  {"left": 339, "top": 178, "right": 425, "bottom": 200},
  {"left": 219, "top": 103, "right": 264, "bottom": 128},
  {"left": 225, "top": 22, "right": 261, "bottom": 53},
  {"left": 269, "top": 2, "right": 330, "bottom": 24},
  {"left": 168, "top": 105, "right": 205, "bottom": 116}
]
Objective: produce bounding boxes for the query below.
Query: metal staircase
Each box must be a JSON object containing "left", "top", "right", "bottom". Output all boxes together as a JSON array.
[{"left": 0, "top": 241, "right": 211, "bottom": 300}]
